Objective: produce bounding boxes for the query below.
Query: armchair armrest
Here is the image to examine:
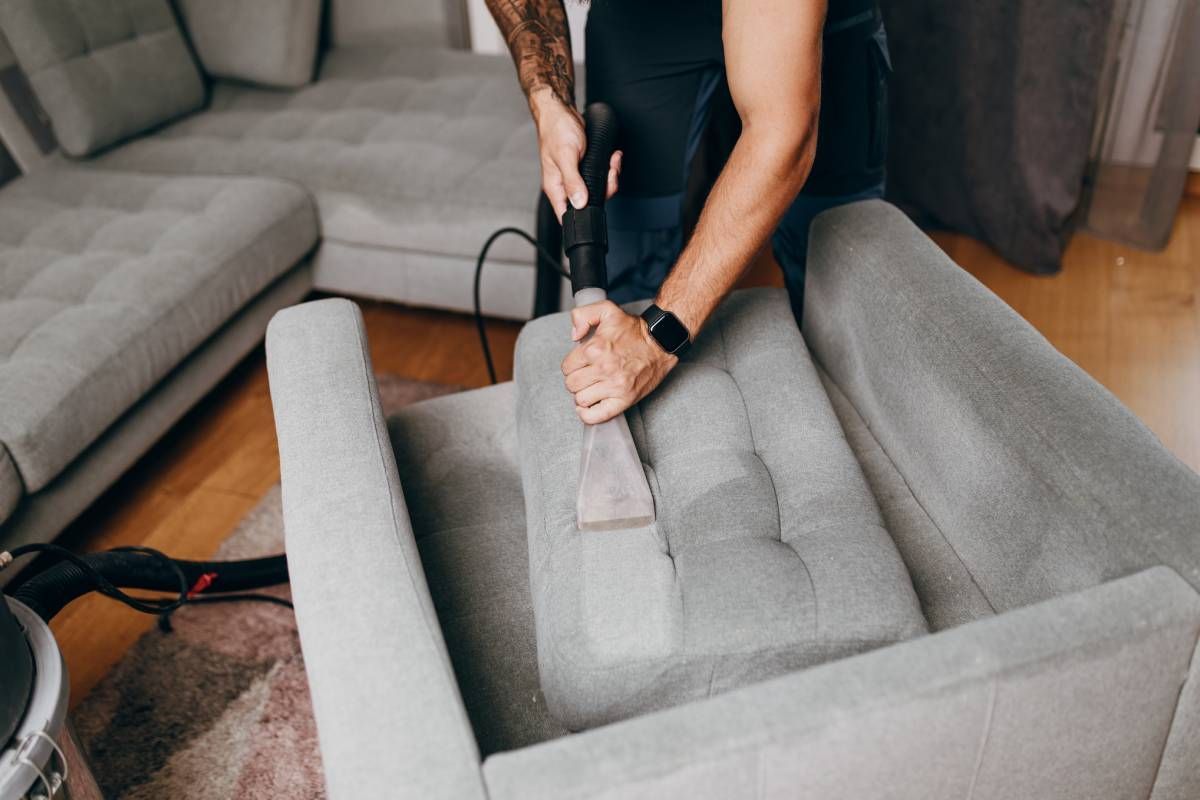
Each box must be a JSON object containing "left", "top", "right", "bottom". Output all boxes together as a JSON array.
[
  {"left": 483, "top": 566, "right": 1200, "bottom": 799},
  {"left": 266, "top": 299, "right": 486, "bottom": 800}
]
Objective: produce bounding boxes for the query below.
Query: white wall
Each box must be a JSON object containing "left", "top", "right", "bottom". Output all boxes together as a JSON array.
[{"left": 466, "top": 0, "right": 588, "bottom": 62}]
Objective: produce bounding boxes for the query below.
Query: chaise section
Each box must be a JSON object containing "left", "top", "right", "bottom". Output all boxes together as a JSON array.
[
  {"left": 514, "top": 288, "right": 927, "bottom": 730},
  {"left": 0, "top": 168, "right": 317, "bottom": 492},
  {"left": 92, "top": 45, "right": 543, "bottom": 317}
]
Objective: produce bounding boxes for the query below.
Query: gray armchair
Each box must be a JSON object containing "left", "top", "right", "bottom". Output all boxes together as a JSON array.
[{"left": 266, "top": 200, "right": 1200, "bottom": 799}]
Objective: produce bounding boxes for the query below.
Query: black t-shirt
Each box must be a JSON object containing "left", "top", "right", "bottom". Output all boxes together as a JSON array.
[{"left": 585, "top": 0, "right": 887, "bottom": 197}]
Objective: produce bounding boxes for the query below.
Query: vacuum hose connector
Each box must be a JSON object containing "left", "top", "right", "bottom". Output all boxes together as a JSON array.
[{"left": 563, "top": 102, "right": 619, "bottom": 295}]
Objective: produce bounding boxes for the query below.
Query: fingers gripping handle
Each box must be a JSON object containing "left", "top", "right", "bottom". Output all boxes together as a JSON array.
[{"left": 564, "top": 103, "right": 619, "bottom": 296}]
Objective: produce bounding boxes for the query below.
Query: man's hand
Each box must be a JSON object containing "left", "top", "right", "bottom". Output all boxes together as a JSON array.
[
  {"left": 561, "top": 301, "right": 676, "bottom": 424},
  {"left": 530, "top": 89, "right": 621, "bottom": 221}
]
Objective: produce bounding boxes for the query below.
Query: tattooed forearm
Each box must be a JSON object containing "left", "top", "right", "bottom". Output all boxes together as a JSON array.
[{"left": 485, "top": 0, "right": 575, "bottom": 109}]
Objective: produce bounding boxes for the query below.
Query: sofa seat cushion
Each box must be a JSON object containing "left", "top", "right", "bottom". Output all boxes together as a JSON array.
[
  {"left": 0, "top": 0, "right": 206, "bottom": 157},
  {"left": 92, "top": 44, "right": 541, "bottom": 264},
  {"left": 387, "top": 383, "right": 569, "bottom": 755},
  {"left": 0, "top": 168, "right": 317, "bottom": 492},
  {"left": 514, "top": 288, "right": 928, "bottom": 730}
]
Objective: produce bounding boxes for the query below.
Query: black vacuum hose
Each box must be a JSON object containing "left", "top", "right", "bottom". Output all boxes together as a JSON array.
[
  {"left": 11, "top": 549, "right": 288, "bottom": 622},
  {"left": 563, "top": 103, "right": 619, "bottom": 295}
]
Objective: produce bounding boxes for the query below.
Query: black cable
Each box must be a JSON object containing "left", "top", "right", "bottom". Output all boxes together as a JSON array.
[
  {"left": 474, "top": 227, "right": 567, "bottom": 385},
  {"left": 156, "top": 592, "right": 294, "bottom": 632}
]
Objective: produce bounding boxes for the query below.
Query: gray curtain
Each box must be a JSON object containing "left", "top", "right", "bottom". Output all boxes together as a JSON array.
[{"left": 881, "top": 0, "right": 1117, "bottom": 274}]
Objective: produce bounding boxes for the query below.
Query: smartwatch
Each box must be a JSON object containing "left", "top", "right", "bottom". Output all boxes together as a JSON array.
[{"left": 641, "top": 304, "right": 691, "bottom": 356}]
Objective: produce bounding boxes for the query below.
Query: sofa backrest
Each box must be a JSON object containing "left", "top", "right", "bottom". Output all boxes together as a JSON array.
[
  {"left": 0, "top": 0, "right": 205, "bottom": 158},
  {"left": 803, "top": 200, "right": 1200, "bottom": 619},
  {"left": 328, "top": 0, "right": 469, "bottom": 49}
]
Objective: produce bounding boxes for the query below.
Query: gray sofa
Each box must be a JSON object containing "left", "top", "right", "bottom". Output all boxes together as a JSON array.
[
  {"left": 0, "top": 0, "right": 545, "bottom": 557},
  {"left": 266, "top": 200, "right": 1200, "bottom": 798}
]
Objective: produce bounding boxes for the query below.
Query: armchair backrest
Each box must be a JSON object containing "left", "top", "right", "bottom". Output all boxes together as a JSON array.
[{"left": 803, "top": 200, "right": 1200, "bottom": 619}]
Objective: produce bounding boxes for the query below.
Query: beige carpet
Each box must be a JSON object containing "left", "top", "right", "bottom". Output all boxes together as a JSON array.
[{"left": 73, "top": 376, "right": 460, "bottom": 799}]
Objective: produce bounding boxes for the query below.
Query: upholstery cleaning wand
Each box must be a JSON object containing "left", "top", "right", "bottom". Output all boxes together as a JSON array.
[{"left": 563, "top": 103, "right": 655, "bottom": 531}]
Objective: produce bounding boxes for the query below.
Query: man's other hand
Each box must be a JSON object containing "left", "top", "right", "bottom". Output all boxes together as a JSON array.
[
  {"left": 530, "top": 88, "right": 621, "bottom": 221},
  {"left": 561, "top": 300, "right": 676, "bottom": 424}
]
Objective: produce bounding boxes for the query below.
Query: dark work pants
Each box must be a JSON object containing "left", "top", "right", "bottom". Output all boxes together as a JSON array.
[{"left": 585, "top": 4, "right": 891, "bottom": 318}]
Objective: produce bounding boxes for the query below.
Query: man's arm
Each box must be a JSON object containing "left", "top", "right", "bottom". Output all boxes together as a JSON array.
[
  {"left": 485, "top": 0, "right": 574, "bottom": 109},
  {"left": 657, "top": 0, "right": 825, "bottom": 333},
  {"left": 562, "top": 0, "right": 826, "bottom": 423},
  {"left": 485, "top": 0, "right": 620, "bottom": 220}
]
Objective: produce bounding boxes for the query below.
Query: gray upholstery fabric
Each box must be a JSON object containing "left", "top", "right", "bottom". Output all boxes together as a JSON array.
[
  {"left": 515, "top": 287, "right": 927, "bottom": 730},
  {"left": 483, "top": 567, "right": 1200, "bottom": 800},
  {"left": 389, "top": 385, "right": 569, "bottom": 755},
  {"left": 818, "top": 367, "right": 994, "bottom": 631},
  {"left": 1152, "top": 633, "right": 1200, "bottom": 799},
  {"left": 0, "top": 266, "right": 311, "bottom": 571},
  {"left": 0, "top": 443, "right": 19, "bottom": 526},
  {"left": 0, "top": 168, "right": 317, "bottom": 492},
  {"left": 803, "top": 200, "right": 1200, "bottom": 612},
  {"left": 176, "top": 0, "right": 321, "bottom": 89},
  {"left": 329, "top": 0, "right": 460, "bottom": 48},
  {"left": 92, "top": 45, "right": 541, "bottom": 265},
  {"left": 0, "top": 0, "right": 205, "bottom": 157},
  {"left": 266, "top": 298, "right": 487, "bottom": 800}
]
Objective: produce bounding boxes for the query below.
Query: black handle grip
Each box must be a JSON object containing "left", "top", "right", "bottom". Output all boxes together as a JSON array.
[
  {"left": 579, "top": 102, "right": 618, "bottom": 208},
  {"left": 564, "top": 102, "right": 619, "bottom": 294}
]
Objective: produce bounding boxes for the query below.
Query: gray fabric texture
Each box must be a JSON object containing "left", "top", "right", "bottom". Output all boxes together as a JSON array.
[
  {"left": 0, "top": 167, "right": 317, "bottom": 492},
  {"left": 880, "top": 0, "right": 1116, "bottom": 273},
  {"left": 328, "top": 0, "right": 458, "bottom": 47},
  {"left": 389, "top": 384, "right": 569, "bottom": 755},
  {"left": 0, "top": 0, "right": 205, "bottom": 157},
  {"left": 176, "top": 0, "right": 321, "bottom": 89},
  {"left": 803, "top": 200, "right": 1200, "bottom": 612},
  {"left": 515, "top": 287, "right": 927, "bottom": 730},
  {"left": 818, "top": 366, "right": 994, "bottom": 631},
  {"left": 0, "top": 443, "right": 19, "bottom": 526},
  {"left": 266, "top": 298, "right": 487, "bottom": 800},
  {"left": 1151, "top": 632, "right": 1200, "bottom": 799},
  {"left": 0, "top": 265, "right": 311, "bottom": 575},
  {"left": 483, "top": 566, "right": 1200, "bottom": 800},
  {"left": 91, "top": 44, "right": 541, "bottom": 266},
  {"left": 311, "top": 239, "right": 555, "bottom": 321}
]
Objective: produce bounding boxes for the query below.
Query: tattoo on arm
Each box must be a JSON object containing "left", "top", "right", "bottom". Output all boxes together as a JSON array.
[{"left": 485, "top": 0, "right": 575, "bottom": 108}]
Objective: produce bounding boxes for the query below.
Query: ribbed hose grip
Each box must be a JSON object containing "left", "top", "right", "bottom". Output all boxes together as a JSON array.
[
  {"left": 564, "top": 102, "right": 619, "bottom": 294},
  {"left": 578, "top": 102, "right": 618, "bottom": 209}
]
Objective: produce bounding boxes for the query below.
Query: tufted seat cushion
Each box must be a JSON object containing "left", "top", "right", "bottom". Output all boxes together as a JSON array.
[
  {"left": 515, "top": 288, "right": 928, "bottom": 730},
  {"left": 92, "top": 44, "right": 541, "bottom": 265},
  {"left": 0, "top": 168, "right": 317, "bottom": 493},
  {"left": 0, "top": 0, "right": 206, "bottom": 157}
]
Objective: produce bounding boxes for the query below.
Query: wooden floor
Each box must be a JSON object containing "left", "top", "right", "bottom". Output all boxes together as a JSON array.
[{"left": 46, "top": 195, "right": 1200, "bottom": 707}]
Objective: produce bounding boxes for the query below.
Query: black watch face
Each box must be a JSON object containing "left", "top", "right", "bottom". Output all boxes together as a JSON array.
[{"left": 648, "top": 308, "right": 690, "bottom": 354}]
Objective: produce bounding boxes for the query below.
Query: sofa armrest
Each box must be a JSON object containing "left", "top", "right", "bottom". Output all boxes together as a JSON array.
[
  {"left": 266, "top": 299, "right": 486, "bottom": 800},
  {"left": 482, "top": 566, "right": 1200, "bottom": 799}
]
